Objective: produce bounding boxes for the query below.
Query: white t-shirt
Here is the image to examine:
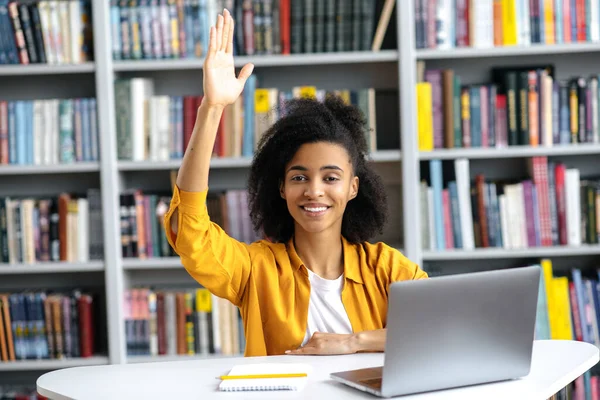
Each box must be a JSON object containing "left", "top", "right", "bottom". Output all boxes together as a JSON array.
[{"left": 301, "top": 268, "right": 353, "bottom": 347}]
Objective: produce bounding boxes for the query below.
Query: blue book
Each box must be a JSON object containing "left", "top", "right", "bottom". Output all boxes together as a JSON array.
[
  {"left": 0, "top": 0, "right": 19, "bottom": 64},
  {"left": 554, "top": 0, "right": 564, "bottom": 43},
  {"left": 15, "top": 101, "right": 26, "bottom": 165},
  {"left": 25, "top": 101, "right": 33, "bottom": 165},
  {"left": 198, "top": 0, "right": 208, "bottom": 57},
  {"left": 242, "top": 74, "right": 256, "bottom": 157},
  {"left": 572, "top": 269, "right": 590, "bottom": 344},
  {"left": 534, "top": 264, "right": 551, "bottom": 340},
  {"left": 538, "top": 0, "right": 545, "bottom": 43},
  {"left": 448, "top": 181, "right": 462, "bottom": 249},
  {"left": 81, "top": 98, "right": 91, "bottom": 162},
  {"left": 430, "top": 159, "right": 445, "bottom": 250},
  {"left": 469, "top": 86, "right": 481, "bottom": 147},
  {"left": 110, "top": 0, "right": 122, "bottom": 59},
  {"left": 570, "top": 0, "right": 577, "bottom": 42},
  {"left": 89, "top": 98, "right": 99, "bottom": 161}
]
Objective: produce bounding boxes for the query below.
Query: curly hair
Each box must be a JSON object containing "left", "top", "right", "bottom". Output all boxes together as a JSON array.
[{"left": 247, "top": 94, "right": 388, "bottom": 244}]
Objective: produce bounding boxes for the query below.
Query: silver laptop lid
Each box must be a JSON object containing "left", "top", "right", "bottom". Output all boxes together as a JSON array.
[{"left": 381, "top": 265, "right": 540, "bottom": 397}]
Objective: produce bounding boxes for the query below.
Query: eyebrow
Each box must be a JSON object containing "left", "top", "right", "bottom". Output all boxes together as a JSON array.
[{"left": 287, "top": 165, "right": 344, "bottom": 173}]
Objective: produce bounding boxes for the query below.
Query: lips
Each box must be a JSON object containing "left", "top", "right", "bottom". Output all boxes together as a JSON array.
[{"left": 300, "top": 204, "right": 331, "bottom": 217}]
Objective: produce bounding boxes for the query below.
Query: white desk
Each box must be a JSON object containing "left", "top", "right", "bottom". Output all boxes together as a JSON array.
[{"left": 37, "top": 340, "right": 598, "bottom": 400}]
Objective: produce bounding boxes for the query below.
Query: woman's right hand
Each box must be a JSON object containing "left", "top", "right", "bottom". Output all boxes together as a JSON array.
[{"left": 203, "top": 9, "right": 254, "bottom": 108}]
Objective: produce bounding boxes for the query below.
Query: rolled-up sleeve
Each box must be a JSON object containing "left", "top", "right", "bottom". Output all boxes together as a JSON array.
[{"left": 163, "top": 185, "right": 252, "bottom": 306}]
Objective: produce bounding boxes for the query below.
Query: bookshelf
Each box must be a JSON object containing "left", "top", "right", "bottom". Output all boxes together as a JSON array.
[
  {"left": 0, "top": 62, "right": 96, "bottom": 76},
  {"left": 113, "top": 49, "right": 399, "bottom": 71},
  {"left": 0, "top": 356, "right": 109, "bottom": 372},
  {"left": 1, "top": 2, "right": 600, "bottom": 396},
  {"left": 416, "top": 42, "right": 600, "bottom": 60},
  {"left": 419, "top": 144, "right": 600, "bottom": 160}
]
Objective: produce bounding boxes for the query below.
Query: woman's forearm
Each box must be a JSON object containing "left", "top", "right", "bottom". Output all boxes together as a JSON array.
[{"left": 176, "top": 100, "right": 224, "bottom": 193}]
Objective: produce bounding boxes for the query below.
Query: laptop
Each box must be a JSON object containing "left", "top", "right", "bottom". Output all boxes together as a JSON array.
[{"left": 330, "top": 265, "right": 540, "bottom": 397}]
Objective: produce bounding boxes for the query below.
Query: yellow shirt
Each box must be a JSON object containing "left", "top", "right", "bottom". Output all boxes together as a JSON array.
[{"left": 164, "top": 184, "right": 428, "bottom": 356}]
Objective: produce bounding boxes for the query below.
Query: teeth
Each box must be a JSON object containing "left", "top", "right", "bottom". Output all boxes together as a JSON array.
[{"left": 304, "top": 207, "right": 327, "bottom": 212}]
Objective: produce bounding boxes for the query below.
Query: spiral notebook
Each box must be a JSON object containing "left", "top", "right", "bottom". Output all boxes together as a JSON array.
[{"left": 218, "top": 363, "right": 312, "bottom": 392}]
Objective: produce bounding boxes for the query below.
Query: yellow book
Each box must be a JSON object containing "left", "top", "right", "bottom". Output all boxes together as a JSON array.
[
  {"left": 254, "top": 89, "right": 272, "bottom": 149},
  {"left": 552, "top": 277, "right": 573, "bottom": 340},
  {"left": 569, "top": 85, "right": 578, "bottom": 143},
  {"left": 195, "top": 288, "right": 212, "bottom": 313},
  {"left": 501, "top": 0, "right": 517, "bottom": 45},
  {"left": 292, "top": 86, "right": 317, "bottom": 99},
  {"left": 540, "top": 259, "right": 557, "bottom": 337},
  {"left": 416, "top": 82, "right": 433, "bottom": 151},
  {"left": 543, "top": 0, "right": 555, "bottom": 44},
  {"left": 168, "top": 0, "right": 180, "bottom": 57}
]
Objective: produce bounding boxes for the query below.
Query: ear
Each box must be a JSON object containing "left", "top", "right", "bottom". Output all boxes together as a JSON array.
[
  {"left": 350, "top": 176, "right": 359, "bottom": 200},
  {"left": 280, "top": 181, "right": 286, "bottom": 199}
]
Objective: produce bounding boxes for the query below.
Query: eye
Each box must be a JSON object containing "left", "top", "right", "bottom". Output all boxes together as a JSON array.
[
  {"left": 324, "top": 176, "right": 340, "bottom": 182},
  {"left": 291, "top": 175, "right": 307, "bottom": 181}
]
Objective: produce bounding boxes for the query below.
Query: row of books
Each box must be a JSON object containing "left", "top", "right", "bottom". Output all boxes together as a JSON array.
[
  {"left": 415, "top": 0, "right": 600, "bottom": 50},
  {"left": 120, "top": 191, "right": 174, "bottom": 259},
  {"left": 421, "top": 157, "right": 597, "bottom": 251},
  {"left": 0, "top": 0, "right": 93, "bottom": 65},
  {"left": 417, "top": 62, "right": 600, "bottom": 150},
  {"left": 0, "top": 290, "right": 97, "bottom": 362},
  {"left": 120, "top": 187, "right": 260, "bottom": 259},
  {"left": 124, "top": 287, "right": 243, "bottom": 357},
  {"left": 0, "top": 98, "right": 99, "bottom": 166},
  {"left": 0, "top": 190, "right": 104, "bottom": 265},
  {"left": 536, "top": 260, "right": 600, "bottom": 399},
  {"left": 111, "top": 0, "right": 385, "bottom": 61},
  {"left": 114, "top": 76, "right": 378, "bottom": 161}
]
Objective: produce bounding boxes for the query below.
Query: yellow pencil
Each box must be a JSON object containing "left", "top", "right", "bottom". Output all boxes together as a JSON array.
[{"left": 219, "top": 373, "right": 308, "bottom": 380}]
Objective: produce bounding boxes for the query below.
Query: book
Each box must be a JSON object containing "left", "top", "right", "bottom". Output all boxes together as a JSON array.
[{"left": 218, "top": 363, "right": 312, "bottom": 392}]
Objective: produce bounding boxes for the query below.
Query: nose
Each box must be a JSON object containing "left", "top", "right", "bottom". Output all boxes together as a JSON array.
[{"left": 304, "top": 181, "right": 324, "bottom": 198}]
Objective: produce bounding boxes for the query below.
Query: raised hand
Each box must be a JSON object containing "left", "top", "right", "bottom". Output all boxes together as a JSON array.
[{"left": 203, "top": 9, "right": 254, "bottom": 108}]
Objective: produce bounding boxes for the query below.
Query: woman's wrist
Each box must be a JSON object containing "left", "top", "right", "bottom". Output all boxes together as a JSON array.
[
  {"left": 199, "top": 97, "right": 226, "bottom": 113},
  {"left": 350, "top": 332, "right": 364, "bottom": 353}
]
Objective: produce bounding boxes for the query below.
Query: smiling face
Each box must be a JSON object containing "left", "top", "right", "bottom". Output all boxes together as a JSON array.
[{"left": 280, "top": 142, "right": 359, "bottom": 238}]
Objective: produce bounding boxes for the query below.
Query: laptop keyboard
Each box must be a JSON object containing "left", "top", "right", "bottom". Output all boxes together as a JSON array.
[{"left": 359, "top": 377, "right": 382, "bottom": 390}]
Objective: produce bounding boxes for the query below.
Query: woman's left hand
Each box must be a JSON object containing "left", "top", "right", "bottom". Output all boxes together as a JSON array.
[{"left": 285, "top": 332, "right": 357, "bottom": 355}]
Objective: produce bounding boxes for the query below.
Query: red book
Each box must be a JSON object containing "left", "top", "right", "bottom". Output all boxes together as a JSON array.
[
  {"left": 495, "top": 94, "right": 508, "bottom": 147},
  {"left": 475, "top": 175, "right": 489, "bottom": 248},
  {"left": 562, "top": 0, "right": 572, "bottom": 42},
  {"left": 554, "top": 163, "right": 568, "bottom": 245},
  {"left": 569, "top": 282, "right": 583, "bottom": 341},
  {"left": 529, "top": 157, "right": 553, "bottom": 246},
  {"left": 78, "top": 294, "right": 94, "bottom": 358},
  {"left": 442, "top": 189, "right": 454, "bottom": 249},
  {"left": 183, "top": 96, "right": 197, "bottom": 152},
  {"left": 279, "top": 0, "right": 290, "bottom": 54},
  {"left": 156, "top": 292, "right": 166, "bottom": 355},
  {"left": 575, "top": 0, "right": 586, "bottom": 42},
  {"left": 0, "top": 101, "right": 7, "bottom": 164}
]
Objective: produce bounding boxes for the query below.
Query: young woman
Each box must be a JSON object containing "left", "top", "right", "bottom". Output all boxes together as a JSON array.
[{"left": 164, "top": 9, "right": 428, "bottom": 357}]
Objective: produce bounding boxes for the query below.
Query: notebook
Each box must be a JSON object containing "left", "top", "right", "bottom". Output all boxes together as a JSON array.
[{"left": 218, "top": 363, "right": 312, "bottom": 392}]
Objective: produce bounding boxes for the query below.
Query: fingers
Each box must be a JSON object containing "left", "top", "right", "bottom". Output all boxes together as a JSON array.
[
  {"left": 237, "top": 63, "right": 254, "bottom": 84},
  {"left": 215, "top": 14, "right": 224, "bottom": 51},
  {"left": 225, "top": 11, "right": 235, "bottom": 54},
  {"left": 221, "top": 9, "right": 231, "bottom": 52},
  {"left": 285, "top": 347, "right": 313, "bottom": 355},
  {"left": 208, "top": 26, "right": 217, "bottom": 59}
]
